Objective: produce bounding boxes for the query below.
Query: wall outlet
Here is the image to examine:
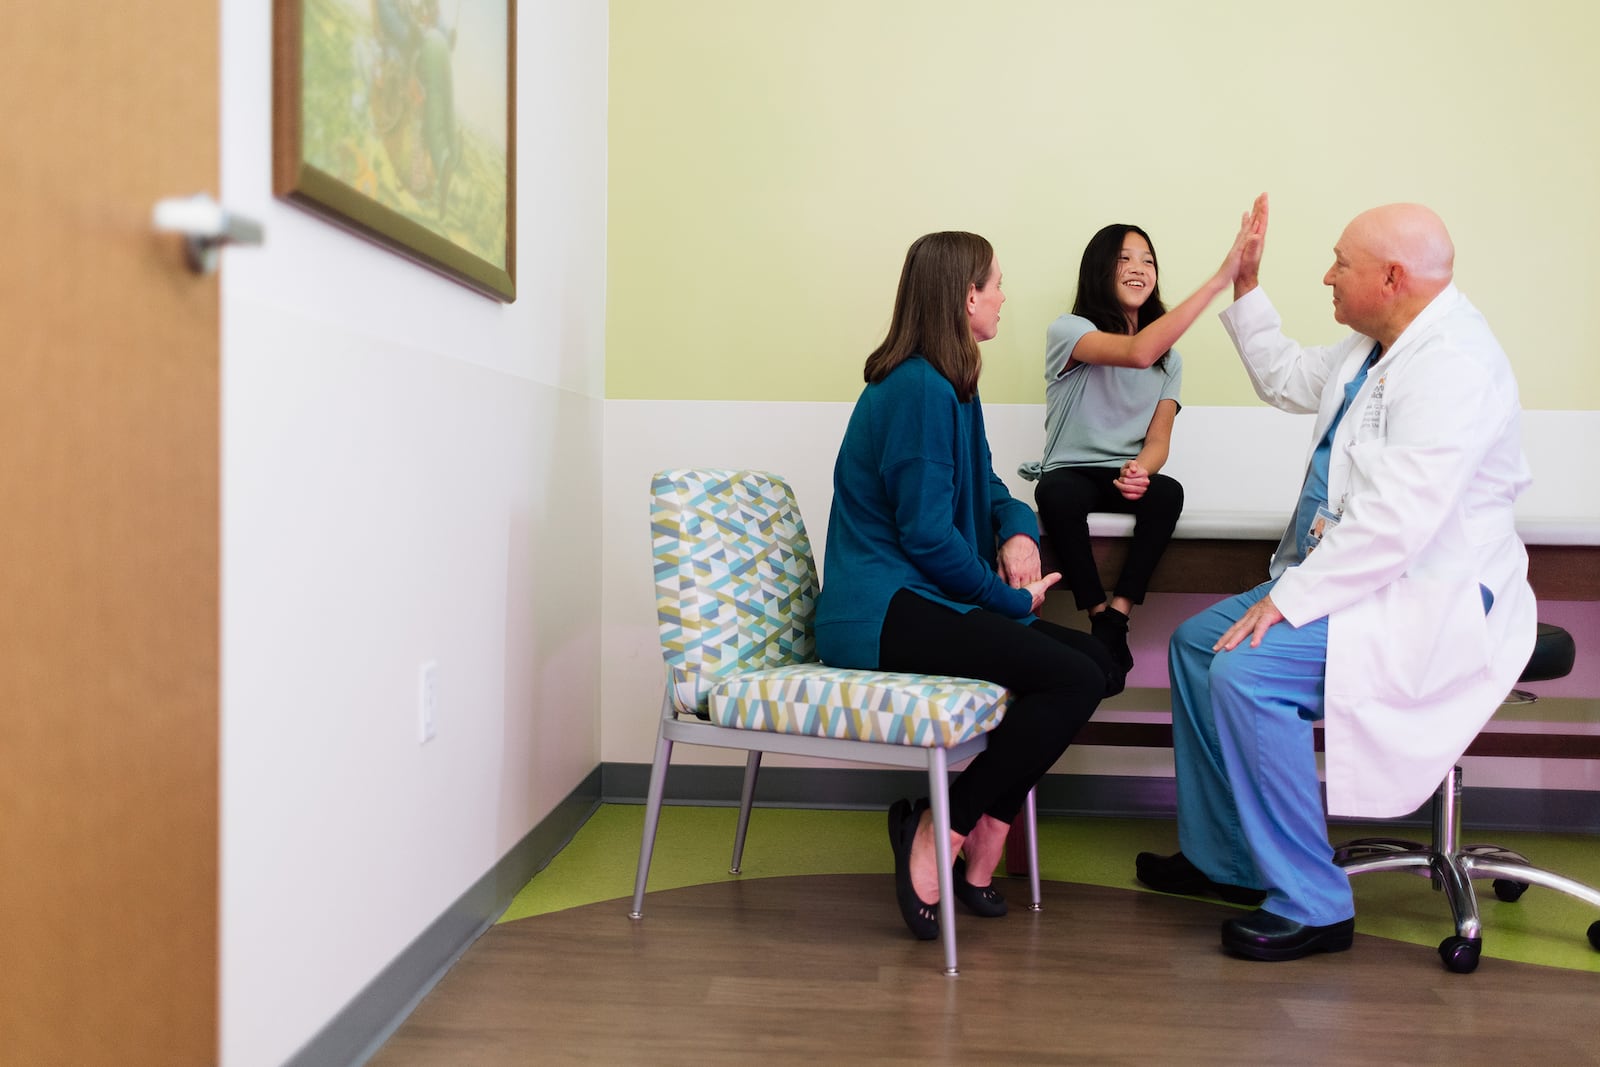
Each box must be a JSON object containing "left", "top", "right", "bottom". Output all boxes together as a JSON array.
[{"left": 418, "top": 661, "right": 438, "bottom": 744}]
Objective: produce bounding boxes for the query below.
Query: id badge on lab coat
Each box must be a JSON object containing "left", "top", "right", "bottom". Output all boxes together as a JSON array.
[{"left": 1308, "top": 504, "right": 1341, "bottom": 553}]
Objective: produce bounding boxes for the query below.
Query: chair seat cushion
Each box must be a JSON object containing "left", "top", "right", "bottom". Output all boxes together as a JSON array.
[{"left": 707, "top": 662, "right": 1010, "bottom": 748}]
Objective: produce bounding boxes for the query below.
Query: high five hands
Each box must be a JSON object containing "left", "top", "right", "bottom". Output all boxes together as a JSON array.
[
  {"left": 1213, "top": 193, "right": 1270, "bottom": 292},
  {"left": 1232, "top": 193, "right": 1269, "bottom": 297}
]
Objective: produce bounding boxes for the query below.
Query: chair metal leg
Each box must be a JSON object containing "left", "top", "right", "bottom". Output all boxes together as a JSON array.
[
  {"left": 1336, "top": 763, "right": 1600, "bottom": 968},
  {"left": 1429, "top": 764, "right": 1600, "bottom": 911},
  {"left": 1336, "top": 770, "right": 1455, "bottom": 873},
  {"left": 925, "top": 748, "right": 960, "bottom": 977},
  {"left": 1022, "top": 787, "right": 1041, "bottom": 912},
  {"left": 1432, "top": 766, "right": 1461, "bottom": 868},
  {"left": 730, "top": 751, "right": 761, "bottom": 874},
  {"left": 1340, "top": 849, "right": 1435, "bottom": 879},
  {"left": 1338, "top": 768, "right": 1482, "bottom": 939},
  {"left": 629, "top": 732, "right": 674, "bottom": 920},
  {"left": 1429, "top": 849, "right": 1484, "bottom": 943},
  {"left": 1462, "top": 855, "right": 1600, "bottom": 909}
]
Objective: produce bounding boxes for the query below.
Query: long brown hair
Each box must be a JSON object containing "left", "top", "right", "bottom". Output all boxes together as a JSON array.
[{"left": 862, "top": 231, "right": 993, "bottom": 401}]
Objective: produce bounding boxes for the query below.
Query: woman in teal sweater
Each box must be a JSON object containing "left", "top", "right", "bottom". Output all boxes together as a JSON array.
[{"left": 816, "top": 231, "right": 1116, "bottom": 940}]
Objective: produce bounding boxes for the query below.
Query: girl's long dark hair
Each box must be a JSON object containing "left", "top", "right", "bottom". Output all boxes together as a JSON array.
[{"left": 1071, "top": 224, "right": 1170, "bottom": 366}]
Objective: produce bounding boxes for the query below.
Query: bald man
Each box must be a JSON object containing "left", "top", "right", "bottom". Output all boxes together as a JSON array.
[{"left": 1136, "top": 198, "right": 1536, "bottom": 961}]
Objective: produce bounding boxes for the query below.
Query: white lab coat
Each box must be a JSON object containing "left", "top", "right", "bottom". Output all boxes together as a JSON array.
[{"left": 1219, "top": 285, "right": 1536, "bottom": 818}]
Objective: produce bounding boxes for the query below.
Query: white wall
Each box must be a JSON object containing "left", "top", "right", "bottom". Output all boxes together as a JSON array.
[{"left": 219, "top": 2, "right": 608, "bottom": 1065}]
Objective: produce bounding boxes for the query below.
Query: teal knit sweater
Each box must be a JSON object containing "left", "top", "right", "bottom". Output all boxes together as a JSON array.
[{"left": 815, "top": 356, "right": 1038, "bottom": 668}]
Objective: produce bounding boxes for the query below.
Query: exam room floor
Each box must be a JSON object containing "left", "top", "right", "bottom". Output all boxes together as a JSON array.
[{"left": 370, "top": 806, "right": 1600, "bottom": 1066}]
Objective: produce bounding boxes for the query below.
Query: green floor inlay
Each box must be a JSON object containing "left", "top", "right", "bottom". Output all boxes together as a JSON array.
[{"left": 501, "top": 804, "right": 1600, "bottom": 973}]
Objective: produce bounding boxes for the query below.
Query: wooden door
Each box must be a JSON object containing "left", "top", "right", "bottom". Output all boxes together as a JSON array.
[{"left": 0, "top": 3, "right": 220, "bottom": 1064}]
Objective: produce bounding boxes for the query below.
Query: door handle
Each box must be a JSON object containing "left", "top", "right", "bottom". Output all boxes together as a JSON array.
[{"left": 152, "top": 193, "right": 264, "bottom": 275}]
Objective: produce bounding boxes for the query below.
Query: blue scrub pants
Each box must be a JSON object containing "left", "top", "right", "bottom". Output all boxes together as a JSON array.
[{"left": 1168, "top": 580, "right": 1354, "bottom": 926}]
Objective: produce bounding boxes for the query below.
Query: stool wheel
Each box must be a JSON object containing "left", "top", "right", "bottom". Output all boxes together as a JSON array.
[
  {"left": 1492, "top": 878, "right": 1528, "bottom": 903},
  {"left": 1438, "top": 935, "right": 1482, "bottom": 974},
  {"left": 1588, "top": 921, "right": 1600, "bottom": 952}
]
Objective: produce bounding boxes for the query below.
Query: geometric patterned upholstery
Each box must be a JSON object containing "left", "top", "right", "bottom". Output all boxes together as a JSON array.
[
  {"left": 652, "top": 468, "right": 818, "bottom": 715},
  {"left": 709, "top": 662, "right": 1008, "bottom": 748},
  {"left": 652, "top": 468, "right": 1009, "bottom": 747}
]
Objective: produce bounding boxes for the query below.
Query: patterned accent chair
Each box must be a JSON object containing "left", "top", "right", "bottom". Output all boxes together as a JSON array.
[{"left": 632, "top": 468, "right": 1041, "bottom": 975}]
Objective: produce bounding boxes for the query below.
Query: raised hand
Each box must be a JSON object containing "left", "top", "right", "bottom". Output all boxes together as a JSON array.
[
  {"left": 1234, "top": 192, "right": 1269, "bottom": 297},
  {"left": 1215, "top": 193, "right": 1267, "bottom": 283}
]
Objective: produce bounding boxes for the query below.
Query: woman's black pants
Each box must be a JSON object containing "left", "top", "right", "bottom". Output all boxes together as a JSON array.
[{"left": 876, "top": 589, "right": 1111, "bottom": 835}]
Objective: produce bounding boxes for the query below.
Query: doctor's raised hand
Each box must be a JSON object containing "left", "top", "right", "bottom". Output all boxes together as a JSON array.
[
  {"left": 1232, "top": 193, "right": 1269, "bottom": 299},
  {"left": 1135, "top": 200, "right": 1535, "bottom": 967}
]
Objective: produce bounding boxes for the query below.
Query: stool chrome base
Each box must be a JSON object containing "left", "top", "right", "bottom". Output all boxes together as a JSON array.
[{"left": 1335, "top": 765, "right": 1600, "bottom": 973}]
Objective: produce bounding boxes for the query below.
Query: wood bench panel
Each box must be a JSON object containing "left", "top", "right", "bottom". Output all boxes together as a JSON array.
[{"left": 1526, "top": 544, "right": 1600, "bottom": 600}]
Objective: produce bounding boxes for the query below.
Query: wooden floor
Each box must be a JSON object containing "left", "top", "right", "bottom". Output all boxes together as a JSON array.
[{"left": 371, "top": 875, "right": 1600, "bottom": 1065}]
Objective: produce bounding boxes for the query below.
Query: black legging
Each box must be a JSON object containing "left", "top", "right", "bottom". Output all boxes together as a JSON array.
[
  {"left": 876, "top": 589, "right": 1112, "bottom": 835},
  {"left": 1034, "top": 465, "right": 1184, "bottom": 611}
]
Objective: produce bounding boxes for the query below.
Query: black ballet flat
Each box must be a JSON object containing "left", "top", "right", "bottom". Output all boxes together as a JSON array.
[
  {"left": 953, "top": 857, "right": 1008, "bottom": 917},
  {"left": 887, "top": 798, "right": 939, "bottom": 940}
]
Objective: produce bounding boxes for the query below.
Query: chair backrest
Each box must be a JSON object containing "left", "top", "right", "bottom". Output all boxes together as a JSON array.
[{"left": 652, "top": 469, "right": 818, "bottom": 716}]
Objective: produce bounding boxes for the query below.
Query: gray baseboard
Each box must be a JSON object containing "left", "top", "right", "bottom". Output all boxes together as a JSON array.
[
  {"left": 287, "top": 767, "right": 603, "bottom": 1067},
  {"left": 601, "top": 761, "right": 1600, "bottom": 834}
]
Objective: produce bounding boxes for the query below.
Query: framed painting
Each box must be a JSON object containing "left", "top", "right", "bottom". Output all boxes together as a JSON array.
[{"left": 274, "top": 0, "right": 516, "bottom": 301}]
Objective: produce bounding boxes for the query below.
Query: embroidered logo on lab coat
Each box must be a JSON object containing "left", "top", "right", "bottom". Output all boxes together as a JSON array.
[{"left": 1360, "top": 376, "right": 1387, "bottom": 435}]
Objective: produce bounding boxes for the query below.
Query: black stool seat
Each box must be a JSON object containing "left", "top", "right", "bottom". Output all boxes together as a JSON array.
[
  {"left": 1334, "top": 620, "right": 1600, "bottom": 973},
  {"left": 1522, "top": 621, "right": 1576, "bottom": 682},
  {"left": 1508, "top": 621, "right": 1577, "bottom": 704}
]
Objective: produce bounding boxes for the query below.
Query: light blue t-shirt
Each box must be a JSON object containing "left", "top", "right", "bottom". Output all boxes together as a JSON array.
[{"left": 1022, "top": 314, "right": 1183, "bottom": 476}]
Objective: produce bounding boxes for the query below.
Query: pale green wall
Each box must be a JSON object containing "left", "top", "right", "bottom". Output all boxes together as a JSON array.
[{"left": 608, "top": 0, "right": 1598, "bottom": 408}]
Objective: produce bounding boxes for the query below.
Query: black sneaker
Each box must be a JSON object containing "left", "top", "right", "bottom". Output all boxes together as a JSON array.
[{"left": 1135, "top": 850, "right": 1266, "bottom": 906}]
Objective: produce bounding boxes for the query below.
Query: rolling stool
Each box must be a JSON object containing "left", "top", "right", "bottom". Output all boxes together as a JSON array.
[{"left": 1334, "top": 622, "right": 1600, "bottom": 973}]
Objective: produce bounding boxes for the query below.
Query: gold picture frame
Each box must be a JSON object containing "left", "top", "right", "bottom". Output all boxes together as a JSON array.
[{"left": 274, "top": 0, "right": 516, "bottom": 301}]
